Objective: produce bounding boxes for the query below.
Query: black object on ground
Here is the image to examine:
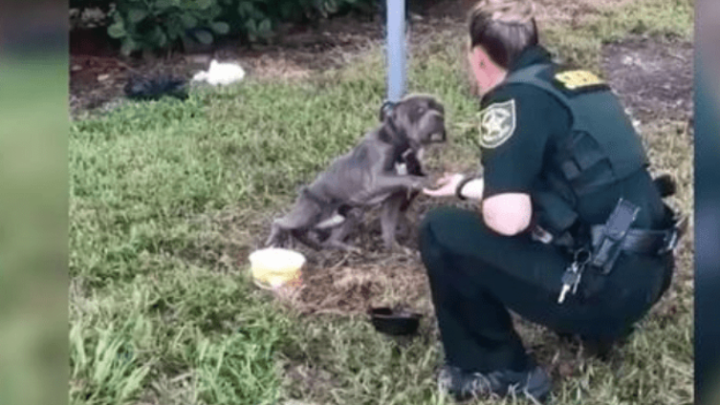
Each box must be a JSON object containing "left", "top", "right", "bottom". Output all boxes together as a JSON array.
[
  {"left": 653, "top": 173, "right": 677, "bottom": 198},
  {"left": 368, "top": 306, "right": 421, "bottom": 336},
  {"left": 124, "top": 74, "right": 188, "bottom": 101}
]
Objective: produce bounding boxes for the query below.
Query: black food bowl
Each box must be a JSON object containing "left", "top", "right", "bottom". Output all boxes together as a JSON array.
[{"left": 368, "top": 307, "right": 422, "bottom": 336}]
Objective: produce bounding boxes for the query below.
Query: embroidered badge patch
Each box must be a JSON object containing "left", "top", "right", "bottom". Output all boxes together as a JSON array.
[
  {"left": 555, "top": 70, "right": 604, "bottom": 89},
  {"left": 479, "top": 99, "right": 516, "bottom": 149}
]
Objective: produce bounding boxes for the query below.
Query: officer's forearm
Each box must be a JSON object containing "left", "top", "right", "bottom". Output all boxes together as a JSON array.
[{"left": 459, "top": 177, "right": 485, "bottom": 200}]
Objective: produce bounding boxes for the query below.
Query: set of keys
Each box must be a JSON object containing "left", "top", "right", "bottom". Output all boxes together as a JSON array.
[{"left": 558, "top": 250, "right": 591, "bottom": 304}]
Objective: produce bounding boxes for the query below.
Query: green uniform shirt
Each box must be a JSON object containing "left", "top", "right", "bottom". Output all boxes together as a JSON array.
[{"left": 478, "top": 46, "right": 667, "bottom": 230}]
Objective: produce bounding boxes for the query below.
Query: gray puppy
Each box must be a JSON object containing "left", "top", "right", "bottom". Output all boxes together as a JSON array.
[{"left": 265, "top": 94, "right": 447, "bottom": 251}]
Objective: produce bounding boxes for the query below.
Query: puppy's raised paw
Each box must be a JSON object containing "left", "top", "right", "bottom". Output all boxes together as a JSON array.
[{"left": 409, "top": 177, "right": 433, "bottom": 192}]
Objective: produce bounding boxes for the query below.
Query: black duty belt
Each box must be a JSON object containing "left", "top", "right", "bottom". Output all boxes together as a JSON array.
[
  {"left": 590, "top": 216, "right": 687, "bottom": 257},
  {"left": 587, "top": 198, "right": 687, "bottom": 275},
  {"left": 556, "top": 198, "right": 686, "bottom": 304}
]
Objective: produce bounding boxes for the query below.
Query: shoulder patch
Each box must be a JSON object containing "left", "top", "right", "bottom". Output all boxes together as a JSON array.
[
  {"left": 478, "top": 99, "right": 517, "bottom": 149},
  {"left": 554, "top": 70, "right": 604, "bottom": 90}
]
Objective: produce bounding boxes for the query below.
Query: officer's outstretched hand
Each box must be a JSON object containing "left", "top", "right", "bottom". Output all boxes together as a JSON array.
[{"left": 423, "top": 173, "right": 465, "bottom": 197}]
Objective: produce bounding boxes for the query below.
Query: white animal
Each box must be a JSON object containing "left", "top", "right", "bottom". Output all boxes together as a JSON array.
[{"left": 192, "top": 59, "right": 246, "bottom": 86}]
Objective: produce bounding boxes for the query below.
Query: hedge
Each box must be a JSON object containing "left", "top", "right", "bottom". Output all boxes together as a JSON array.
[{"left": 71, "top": 0, "right": 376, "bottom": 55}]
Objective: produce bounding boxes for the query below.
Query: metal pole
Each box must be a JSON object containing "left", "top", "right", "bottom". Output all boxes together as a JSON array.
[{"left": 386, "top": 0, "right": 406, "bottom": 103}]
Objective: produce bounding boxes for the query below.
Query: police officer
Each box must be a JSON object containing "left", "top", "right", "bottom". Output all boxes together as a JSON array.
[{"left": 420, "top": 0, "right": 685, "bottom": 402}]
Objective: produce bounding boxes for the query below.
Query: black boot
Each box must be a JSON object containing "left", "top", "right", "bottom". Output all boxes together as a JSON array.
[{"left": 437, "top": 361, "right": 552, "bottom": 403}]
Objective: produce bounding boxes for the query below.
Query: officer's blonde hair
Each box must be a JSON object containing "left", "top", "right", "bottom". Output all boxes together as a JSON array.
[{"left": 468, "top": 0, "right": 538, "bottom": 69}]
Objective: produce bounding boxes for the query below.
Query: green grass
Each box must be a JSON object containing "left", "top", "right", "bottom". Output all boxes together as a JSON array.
[{"left": 69, "top": 0, "right": 694, "bottom": 404}]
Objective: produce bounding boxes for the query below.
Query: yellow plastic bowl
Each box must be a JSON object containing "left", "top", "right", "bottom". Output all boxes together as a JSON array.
[{"left": 248, "top": 248, "right": 306, "bottom": 290}]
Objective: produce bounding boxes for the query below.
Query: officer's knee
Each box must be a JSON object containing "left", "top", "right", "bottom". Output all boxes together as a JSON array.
[
  {"left": 419, "top": 207, "right": 460, "bottom": 242},
  {"left": 419, "top": 207, "right": 467, "bottom": 261},
  {"left": 419, "top": 215, "right": 444, "bottom": 278}
]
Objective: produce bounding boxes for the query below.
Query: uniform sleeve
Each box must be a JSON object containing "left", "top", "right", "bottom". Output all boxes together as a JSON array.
[{"left": 479, "top": 85, "right": 570, "bottom": 199}]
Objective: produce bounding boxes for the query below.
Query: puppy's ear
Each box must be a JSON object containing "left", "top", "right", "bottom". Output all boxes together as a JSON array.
[{"left": 379, "top": 101, "right": 395, "bottom": 122}]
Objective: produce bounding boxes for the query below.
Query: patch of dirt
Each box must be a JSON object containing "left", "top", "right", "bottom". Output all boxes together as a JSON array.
[
  {"left": 189, "top": 193, "right": 446, "bottom": 316},
  {"left": 69, "top": 0, "right": 473, "bottom": 118},
  {"left": 75, "top": 0, "right": 620, "bottom": 117},
  {"left": 290, "top": 252, "right": 430, "bottom": 315},
  {"left": 69, "top": 0, "right": 654, "bottom": 117},
  {"left": 245, "top": 197, "right": 464, "bottom": 316},
  {"left": 601, "top": 35, "right": 694, "bottom": 123},
  {"left": 70, "top": 0, "right": 678, "bottom": 119}
]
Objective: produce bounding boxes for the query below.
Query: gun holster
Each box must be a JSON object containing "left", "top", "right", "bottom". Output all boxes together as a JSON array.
[{"left": 589, "top": 198, "right": 640, "bottom": 275}]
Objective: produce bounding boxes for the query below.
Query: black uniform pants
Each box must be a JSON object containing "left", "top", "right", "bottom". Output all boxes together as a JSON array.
[{"left": 419, "top": 206, "right": 674, "bottom": 373}]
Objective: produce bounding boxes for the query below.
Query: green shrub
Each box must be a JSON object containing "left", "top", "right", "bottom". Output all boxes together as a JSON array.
[
  {"left": 71, "top": 0, "right": 376, "bottom": 55},
  {"left": 106, "top": 0, "right": 226, "bottom": 55}
]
